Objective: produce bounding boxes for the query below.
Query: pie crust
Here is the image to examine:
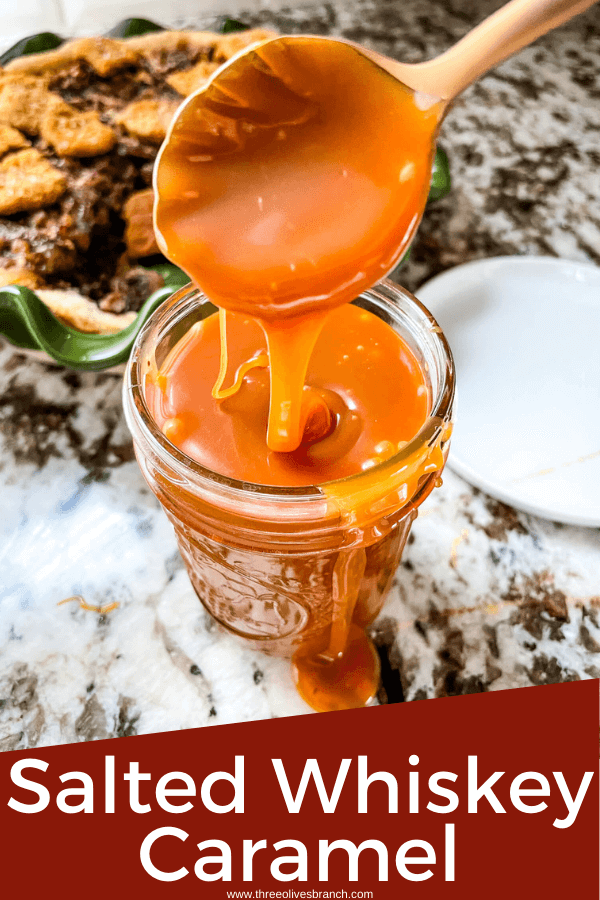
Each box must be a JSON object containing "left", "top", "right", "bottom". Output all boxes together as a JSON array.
[{"left": 0, "top": 28, "right": 275, "bottom": 334}]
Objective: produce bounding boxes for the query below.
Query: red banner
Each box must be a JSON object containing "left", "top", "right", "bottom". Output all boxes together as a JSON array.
[{"left": 1, "top": 680, "right": 598, "bottom": 897}]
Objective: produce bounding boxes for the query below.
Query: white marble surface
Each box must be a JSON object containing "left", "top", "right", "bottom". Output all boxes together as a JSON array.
[
  {"left": 1, "top": 0, "right": 600, "bottom": 749},
  {"left": 0, "top": 346, "right": 314, "bottom": 752},
  {"left": 1, "top": 334, "right": 599, "bottom": 750}
]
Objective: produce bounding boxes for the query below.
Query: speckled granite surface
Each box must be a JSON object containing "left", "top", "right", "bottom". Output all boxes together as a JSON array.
[{"left": 1, "top": 0, "right": 599, "bottom": 750}]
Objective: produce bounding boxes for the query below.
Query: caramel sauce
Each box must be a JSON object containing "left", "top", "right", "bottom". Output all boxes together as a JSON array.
[
  {"left": 150, "top": 305, "right": 428, "bottom": 486},
  {"left": 153, "top": 35, "right": 446, "bottom": 711},
  {"left": 155, "top": 36, "right": 440, "bottom": 452}
]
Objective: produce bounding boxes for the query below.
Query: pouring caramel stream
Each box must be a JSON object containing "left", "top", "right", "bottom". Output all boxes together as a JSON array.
[{"left": 155, "top": 36, "right": 441, "bottom": 453}]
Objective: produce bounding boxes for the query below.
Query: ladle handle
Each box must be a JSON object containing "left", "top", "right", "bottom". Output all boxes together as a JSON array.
[{"left": 410, "top": 0, "right": 598, "bottom": 99}]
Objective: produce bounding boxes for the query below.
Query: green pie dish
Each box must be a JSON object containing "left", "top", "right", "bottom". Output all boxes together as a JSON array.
[{"left": 0, "top": 19, "right": 452, "bottom": 371}]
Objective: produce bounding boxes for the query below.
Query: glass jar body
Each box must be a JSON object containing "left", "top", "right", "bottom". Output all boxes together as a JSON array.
[{"left": 124, "top": 280, "right": 454, "bottom": 659}]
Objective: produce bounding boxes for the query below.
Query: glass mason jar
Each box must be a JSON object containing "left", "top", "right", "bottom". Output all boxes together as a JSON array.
[{"left": 123, "top": 280, "right": 454, "bottom": 667}]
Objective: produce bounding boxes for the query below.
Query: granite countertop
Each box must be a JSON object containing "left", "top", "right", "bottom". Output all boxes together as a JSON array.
[{"left": 1, "top": 0, "right": 599, "bottom": 750}]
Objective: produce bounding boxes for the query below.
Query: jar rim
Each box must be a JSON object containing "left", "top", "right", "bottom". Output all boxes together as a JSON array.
[{"left": 123, "top": 278, "right": 455, "bottom": 508}]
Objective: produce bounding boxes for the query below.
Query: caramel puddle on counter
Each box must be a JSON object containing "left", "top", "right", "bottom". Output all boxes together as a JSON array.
[{"left": 153, "top": 35, "right": 443, "bottom": 711}]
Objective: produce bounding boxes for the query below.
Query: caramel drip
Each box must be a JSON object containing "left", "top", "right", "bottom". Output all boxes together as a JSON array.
[
  {"left": 323, "top": 420, "right": 450, "bottom": 531},
  {"left": 293, "top": 427, "right": 448, "bottom": 712},
  {"left": 293, "top": 423, "right": 450, "bottom": 711},
  {"left": 325, "top": 547, "right": 366, "bottom": 661},
  {"left": 212, "top": 307, "right": 229, "bottom": 399},
  {"left": 260, "top": 312, "right": 330, "bottom": 453},
  {"left": 212, "top": 308, "right": 328, "bottom": 451},
  {"left": 212, "top": 308, "right": 269, "bottom": 401}
]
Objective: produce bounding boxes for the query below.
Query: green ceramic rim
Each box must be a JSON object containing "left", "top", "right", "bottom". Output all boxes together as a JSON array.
[{"left": 0, "top": 18, "right": 451, "bottom": 370}]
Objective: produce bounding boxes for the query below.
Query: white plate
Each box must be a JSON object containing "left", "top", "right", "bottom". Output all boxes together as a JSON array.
[{"left": 418, "top": 256, "right": 600, "bottom": 528}]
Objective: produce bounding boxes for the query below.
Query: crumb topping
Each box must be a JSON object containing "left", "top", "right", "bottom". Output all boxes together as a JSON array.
[
  {"left": 0, "top": 28, "right": 275, "bottom": 323},
  {"left": 0, "top": 149, "right": 66, "bottom": 215}
]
